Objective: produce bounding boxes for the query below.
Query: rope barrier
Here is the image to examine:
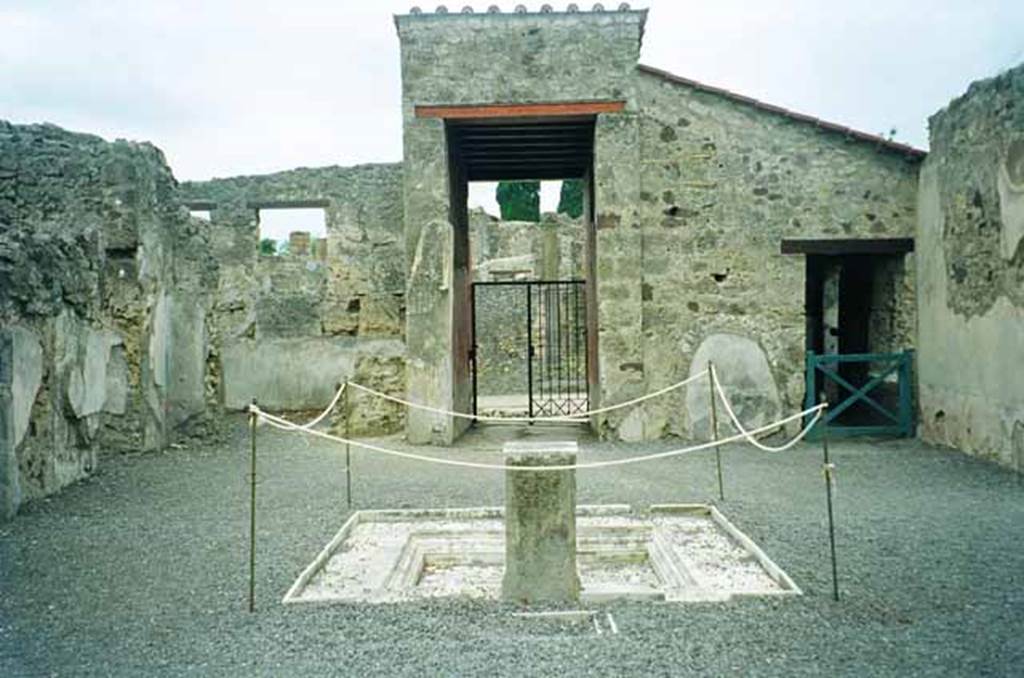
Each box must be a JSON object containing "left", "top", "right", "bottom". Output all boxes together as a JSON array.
[
  {"left": 710, "top": 364, "right": 825, "bottom": 452},
  {"left": 257, "top": 382, "right": 348, "bottom": 431},
  {"left": 346, "top": 370, "right": 708, "bottom": 423},
  {"left": 249, "top": 400, "right": 826, "bottom": 473}
]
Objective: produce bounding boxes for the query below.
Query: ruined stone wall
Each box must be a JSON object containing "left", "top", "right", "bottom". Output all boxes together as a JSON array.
[
  {"left": 620, "top": 72, "right": 921, "bottom": 440},
  {"left": 0, "top": 122, "right": 215, "bottom": 518},
  {"left": 179, "top": 164, "right": 406, "bottom": 435},
  {"left": 469, "top": 209, "right": 585, "bottom": 282},
  {"left": 917, "top": 64, "right": 1024, "bottom": 471}
]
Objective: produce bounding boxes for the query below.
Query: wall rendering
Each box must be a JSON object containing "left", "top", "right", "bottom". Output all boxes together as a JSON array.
[
  {"left": 917, "top": 64, "right": 1024, "bottom": 471},
  {"left": 0, "top": 122, "right": 215, "bottom": 518}
]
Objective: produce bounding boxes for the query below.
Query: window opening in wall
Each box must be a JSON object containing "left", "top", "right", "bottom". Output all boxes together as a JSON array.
[{"left": 256, "top": 207, "right": 327, "bottom": 258}]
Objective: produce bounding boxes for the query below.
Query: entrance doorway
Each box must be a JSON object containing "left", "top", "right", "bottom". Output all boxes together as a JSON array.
[
  {"left": 443, "top": 112, "right": 600, "bottom": 432},
  {"left": 471, "top": 280, "right": 589, "bottom": 418},
  {"left": 784, "top": 238, "right": 916, "bottom": 435}
]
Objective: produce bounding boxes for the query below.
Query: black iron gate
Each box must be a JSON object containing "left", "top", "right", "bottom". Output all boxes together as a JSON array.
[{"left": 471, "top": 280, "right": 589, "bottom": 418}]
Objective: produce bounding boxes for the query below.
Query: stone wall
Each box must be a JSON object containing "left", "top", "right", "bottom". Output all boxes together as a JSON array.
[
  {"left": 396, "top": 7, "right": 647, "bottom": 443},
  {"left": 393, "top": 7, "right": 922, "bottom": 442},
  {"left": 179, "top": 164, "right": 406, "bottom": 435},
  {"left": 620, "top": 70, "right": 922, "bottom": 440},
  {"left": 917, "top": 64, "right": 1024, "bottom": 471},
  {"left": 0, "top": 122, "right": 215, "bottom": 518}
]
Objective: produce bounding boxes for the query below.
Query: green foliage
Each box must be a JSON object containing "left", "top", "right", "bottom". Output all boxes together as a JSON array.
[
  {"left": 495, "top": 181, "right": 540, "bottom": 222},
  {"left": 259, "top": 238, "right": 277, "bottom": 256},
  {"left": 557, "top": 179, "right": 584, "bottom": 219}
]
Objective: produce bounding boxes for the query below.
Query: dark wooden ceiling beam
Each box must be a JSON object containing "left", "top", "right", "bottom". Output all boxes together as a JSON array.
[
  {"left": 417, "top": 100, "right": 625, "bottom": 119},
  {"left": 780, "top": 238, "right": 915, "bottom": 255}
]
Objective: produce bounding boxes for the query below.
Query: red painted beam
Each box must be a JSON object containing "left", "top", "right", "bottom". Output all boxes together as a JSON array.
[{"left": 415, "top": 101, "right": 626, "bottom": 119}]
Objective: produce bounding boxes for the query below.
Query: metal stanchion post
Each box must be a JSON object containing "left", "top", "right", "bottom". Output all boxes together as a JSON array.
[
  {"left": 343, "top": 381, "right": 352, "bottom": 509},
  {"left": 709, "top": 362, "right": 724, "bottom": 502},
  {"left": 248, "top": 398, "right": 257, "bottom": 613},
  {"left": 822, "top": 404, "right": 840, "bottom": 602}
]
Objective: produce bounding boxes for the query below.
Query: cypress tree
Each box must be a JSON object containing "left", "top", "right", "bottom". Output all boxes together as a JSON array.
[{"left": 495, "top": 181, "right": 541, "bottom": 222}]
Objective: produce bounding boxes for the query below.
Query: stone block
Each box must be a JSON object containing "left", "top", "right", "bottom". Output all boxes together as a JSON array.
[
  {"left": 502, "top": 441, "right": 580, "bottom": 604},
  {"left": 10, "top": 326, "right": 42, "bottom": 449},
  {"left": 357, "top": 294, "right": 403, "bottom": 337}
]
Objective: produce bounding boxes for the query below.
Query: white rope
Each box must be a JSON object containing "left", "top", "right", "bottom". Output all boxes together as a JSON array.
[
  {"left": 347, "top": 370, "right": 708, "bottom": 423},
  {"left": 710, "top": 364, "right": 824, "bottom": 452},
  {"left": 249, "top": 401, "right": 826, "bottom": 473},
  {"left": 255, "top": 382, "right": 347, "bottom": 431}
]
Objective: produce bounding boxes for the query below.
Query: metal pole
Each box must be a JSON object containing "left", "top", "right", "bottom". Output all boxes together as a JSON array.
[
  {"left": 526, "top": 284, "right": 534, "bottom": 420},
  {"left": 822, "top": 404, "right": 840, "bottom": 602},
  {"left": 343, "top": 381, "right": 352, "bottom": 510},
  {"left": 248, "top": 398, "right": 257, "bottom": 613},
  {"left": 709, "top": 362, "right": 724, "bottom": 502},
  {"left": 470, "top": 283, "right": 478, "bottom": 421}
]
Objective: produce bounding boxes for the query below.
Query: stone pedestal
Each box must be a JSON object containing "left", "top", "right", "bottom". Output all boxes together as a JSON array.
[{"left": 501, "top": 441, "right": 580, "bottom": 604}]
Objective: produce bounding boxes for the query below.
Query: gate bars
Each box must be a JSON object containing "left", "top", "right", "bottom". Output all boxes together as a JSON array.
[
  {"left": 804, "top": 349, "right": 915, "bottom": 438},
  {"left": 471, "top": 280, "right": 589, "bottom": 419}
]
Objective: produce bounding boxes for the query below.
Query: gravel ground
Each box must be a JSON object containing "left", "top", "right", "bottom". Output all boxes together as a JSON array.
[{"left": 1, "top": 416, "right": 1022, "bottom": 676}]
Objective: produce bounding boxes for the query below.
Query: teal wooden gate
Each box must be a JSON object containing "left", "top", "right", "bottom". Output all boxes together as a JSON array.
[{"left": 804, "top": 350, "right": 915, "bottom": 438}]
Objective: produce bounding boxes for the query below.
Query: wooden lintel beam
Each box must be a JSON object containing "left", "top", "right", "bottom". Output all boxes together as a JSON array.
[
  {"left": 246, "top": 199, "right": 330, "bottom": 210},
  {"left": 417, "top": 101, "right": 625, "bottom": 119},
  {"left": 780, "top": 238, "right": 915, "bottom": 255}
]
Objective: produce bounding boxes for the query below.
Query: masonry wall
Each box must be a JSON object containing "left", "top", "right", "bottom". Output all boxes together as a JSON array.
[
  {"left": 179, "top": 164, "right": 406, "bottom": 434},
  {"left": 619, "top": 71, "right": 922, "bottom": 440},
  {"left": 396, "top": 8, "right": 647, "bottom": 443},
  {"left": 917, "top": 64, "right": 1024, "bottom": 471},
  {"left": 0, "top": 122, "right": 215, "bottom": 519}
]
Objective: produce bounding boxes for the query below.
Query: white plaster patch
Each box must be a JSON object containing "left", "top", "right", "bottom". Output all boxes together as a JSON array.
[
  {"left": 68, "top": 330, "right": 121, "bottom": 418},
  {"left": 685, "top": 333, "right": 781, "bottom": 439},
  {"left": 284, "top": 505, "right": 799, "bottom": 605},
  {"left": 997, "top": 140, "right": 1024, "bottom": 260},
  {"left": 10, "top": 326, "right": 43, "bottom": 448},
  {"left": 149, "top": 291, "right": 171, "bottom": 390},
  {"left": 103, "top": 346, "right": 129, "bottom": 415}
]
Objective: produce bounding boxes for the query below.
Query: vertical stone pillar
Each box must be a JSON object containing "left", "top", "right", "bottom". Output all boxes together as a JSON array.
[
  {"left": 593, "top": 112, "right": 646, "bottom": 439},
  {"left": 501, "top": 441, "right": 580, "bottom": 604},
  {"left": 0, "top": 330, "right": 21, "bottom": 520},
  {"left": 402, "top": 117, "right": 459, "bottom": 444},
  {"left": 289, "top": 231, "right": 310, "bottom": 257}
]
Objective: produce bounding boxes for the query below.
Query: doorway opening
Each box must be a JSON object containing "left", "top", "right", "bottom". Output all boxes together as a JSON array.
[
  {"left": 443, "top": 115, "right": 598, "bottom": 431},
  {"left": 786, "top": 238, "right": 916, "bottom": 434},
  {"left": 471, "top": 279, "right": 588, "bottom": 418}
]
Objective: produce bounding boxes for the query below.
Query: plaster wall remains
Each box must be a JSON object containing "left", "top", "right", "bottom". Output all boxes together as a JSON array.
[
  {"left": 916, "top": 64, "right": 1024, "bottom": 471},
  {"left": 179, "top": 164, "right": 407, "bottom": 435},
  {"left": 0, "top": 122, "right": 216, "bottom": 518}
]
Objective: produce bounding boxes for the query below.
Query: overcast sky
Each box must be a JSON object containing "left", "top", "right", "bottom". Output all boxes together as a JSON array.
[{"left": 3, "top": 1, "right": 1023, "bottom": 216}]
